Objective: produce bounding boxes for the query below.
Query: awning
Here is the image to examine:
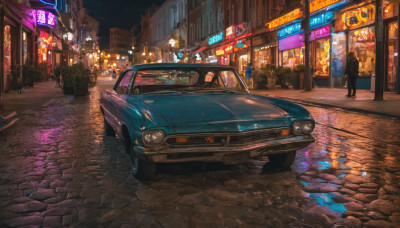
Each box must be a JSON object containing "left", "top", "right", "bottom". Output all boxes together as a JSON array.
[{"left": 192, "top": 46, "right": 207, "bottom": 54}]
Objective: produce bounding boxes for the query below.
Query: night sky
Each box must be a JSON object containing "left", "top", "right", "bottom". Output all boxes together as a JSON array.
[{"left": 83, "top": 0, "right": 166, "bottom": 49}]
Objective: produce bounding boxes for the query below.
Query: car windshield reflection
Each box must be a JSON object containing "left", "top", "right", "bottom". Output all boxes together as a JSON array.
[{"left": 132, "top": 68, "right": 246, "bottom": 94}]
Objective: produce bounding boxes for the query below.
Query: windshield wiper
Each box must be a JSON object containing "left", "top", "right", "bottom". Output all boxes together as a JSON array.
[{"left": 142, "top": 90, "right": 181, "bottom": 94}]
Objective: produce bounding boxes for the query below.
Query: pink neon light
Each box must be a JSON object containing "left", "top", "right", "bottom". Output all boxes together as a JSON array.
[
  {"left": 47, "top": 13, "right": 56, "bottom": 26},
  {"left": 37, "top": 10, "right": 46, "bottom": 24}
]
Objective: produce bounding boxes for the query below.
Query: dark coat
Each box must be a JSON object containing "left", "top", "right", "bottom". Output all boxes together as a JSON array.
[{"left": 345, "top": 57, "right": 359, "bottom": 78}]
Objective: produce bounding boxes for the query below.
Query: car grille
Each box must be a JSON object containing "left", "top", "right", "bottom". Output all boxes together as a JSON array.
[{"left": 165, "top": 128, "right": 289, "bottom": 147}]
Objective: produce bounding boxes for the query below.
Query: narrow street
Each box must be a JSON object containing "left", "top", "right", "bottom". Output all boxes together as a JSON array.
[{"left": 0, "top": 78, "right": 399, "bottom": 227}]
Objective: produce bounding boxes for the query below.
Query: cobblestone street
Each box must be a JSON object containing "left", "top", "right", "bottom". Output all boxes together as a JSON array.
[{"left": 0, "top": 79, "right": 399, "bottom": 227}]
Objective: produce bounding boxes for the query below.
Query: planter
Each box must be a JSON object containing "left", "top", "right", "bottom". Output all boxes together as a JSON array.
[
  {"left": 74, "top": 77, "right": 89, "bottom": 96},
  {"left": 63, "top": 86, "right": 74, "bottom": 94},
  {"left": 267, "top": 78, "right": 276, "bottom": 89},
  {"left": 255, "top": 80, "right": 266, "bottom": 89}
]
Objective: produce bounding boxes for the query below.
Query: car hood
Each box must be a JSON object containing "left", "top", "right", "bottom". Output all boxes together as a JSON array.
[{"left": 129, "top": 93, "right": 289, "bottom": 131}]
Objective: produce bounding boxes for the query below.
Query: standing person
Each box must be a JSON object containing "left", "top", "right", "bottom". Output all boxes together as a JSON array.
[
  {"left": 345, "top": 52, "right": 359, "bottom": 97},
  {"left": 246, "top": 63, "right": 253, "bottom": 89}
]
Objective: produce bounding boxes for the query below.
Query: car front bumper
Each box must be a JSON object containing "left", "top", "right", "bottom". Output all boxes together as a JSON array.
[{"left": 134, "top": 135, "right": 315, "bottom": 164}]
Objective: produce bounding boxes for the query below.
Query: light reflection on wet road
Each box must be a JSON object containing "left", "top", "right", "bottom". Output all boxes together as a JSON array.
[{"left": 0, "top": 78, "right": 399, "bottom": 227}]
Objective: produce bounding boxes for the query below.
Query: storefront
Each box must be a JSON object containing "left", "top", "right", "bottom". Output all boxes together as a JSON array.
[
  {"left": 383, "top": 1, "right": 399, "bottom": 91},
  {"left": 252, "top": 31, "right": 278, "bottom": 69},
  {"left": 335, "top": 3, "right": 376, "bottom": 89}
]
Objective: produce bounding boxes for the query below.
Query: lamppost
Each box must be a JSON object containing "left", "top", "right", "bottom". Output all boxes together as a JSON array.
[{"left": 303, "top": 0, "right": 312, "bottom": 91}]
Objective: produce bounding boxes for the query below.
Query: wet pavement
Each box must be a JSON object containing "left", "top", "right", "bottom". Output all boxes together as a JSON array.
[{"left": 0, "top": 78, "right": 399, "bottom": 227}]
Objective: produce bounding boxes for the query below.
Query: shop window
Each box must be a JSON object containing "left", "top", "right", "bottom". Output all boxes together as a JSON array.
[
  {"left": 387, "top": 22, "right": 398, "bottom": 90},
  {"left": 254, "top": 46, "right": 274, "bottom": 69},
  {"left": 349, "top": 26, "right": 376, "bottom": 77},
  {"left": 4, "top": 25, "right": 11, "bottom": 77},
  {"left": 331, "top": 32, "right": 346, "bottom": 87},
  {"left": 314, "top": 38, "right": 330, "bottom": 77},
  {"left": 281, "top": 47, "right": 304, "bottom": 69}
]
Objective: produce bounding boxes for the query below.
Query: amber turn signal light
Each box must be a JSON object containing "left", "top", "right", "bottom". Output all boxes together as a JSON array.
[
  {"left": 176, "top": 138, "right": 187, "bottom": 143},
  {"left": 281, "top": 130, "right": 290, "bottom": 136}
]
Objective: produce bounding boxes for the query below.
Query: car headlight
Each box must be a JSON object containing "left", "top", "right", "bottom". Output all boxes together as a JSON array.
[
  {"left": 302, "top": 121, "right": 314, "bottom": 134},
  {"left": 142, "top": 130, "right": 165, "bottom": 147},
  {"left": 292, "top": 120, "right": 314, "bottom": 135},
  {"left": 293, "top": 121, "right": 302, "bottom": 135}
]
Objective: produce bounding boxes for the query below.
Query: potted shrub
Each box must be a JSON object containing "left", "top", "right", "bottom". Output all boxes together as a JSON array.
[
  {"left": 262, "top": 64, "right": 277, "bottom": 89},
  {"left": 62, "top": 66, "right": 75, "bottom": 94},
  {"left": 253, "top": 70, "right": 267, "bottom": 89},
  {"left": 275, "top": 66, "right": 292, "bottom": 89},
  {"left": 73, "top": 63, "right": 90, "bottom": 96},
  {"left": 294, "top": 64, "right": 305, "bottom": 89}
]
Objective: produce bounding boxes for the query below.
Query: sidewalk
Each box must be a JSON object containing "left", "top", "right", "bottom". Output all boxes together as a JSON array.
[
  {"left": 0, "top": 80, "right": 63, "bottom": 117},
  {"left": 254, "top": 88, "right": 400, "bottom": 119}
]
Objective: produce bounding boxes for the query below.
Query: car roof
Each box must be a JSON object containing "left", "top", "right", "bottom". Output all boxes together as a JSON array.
[{"left": 128, "top": 63, "right": 235, "bottom": 70}]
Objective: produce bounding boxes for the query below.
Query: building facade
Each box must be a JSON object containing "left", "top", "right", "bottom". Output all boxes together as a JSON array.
[
  {"left": 110, "top": 27, "right": 132, "bottom": 55},
  {"left": 136, "top": 0, "right": 400, "bottom": 94}
]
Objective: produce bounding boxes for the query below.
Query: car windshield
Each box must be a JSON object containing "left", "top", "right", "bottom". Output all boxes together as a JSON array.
[{"left": 132, "top": 68, "right": 247, "bottom": 94}]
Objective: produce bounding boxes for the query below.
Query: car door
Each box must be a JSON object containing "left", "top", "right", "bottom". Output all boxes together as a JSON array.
[{"left": 106, "top": 70, "right": 134, "bottom": 137}]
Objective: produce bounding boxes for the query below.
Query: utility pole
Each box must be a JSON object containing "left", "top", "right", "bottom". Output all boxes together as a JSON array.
[
  {"left": 304, "top": 0, "right": 312, "bottom": 91},
  {"left": 0, "top": 0, "right": 5, "bottom": 109},
  {"left": 186, "top": 0, "right": 190, "bottom": 63},
  {"left": 375, "top": 0, "right": 384, "bottom": 100}
]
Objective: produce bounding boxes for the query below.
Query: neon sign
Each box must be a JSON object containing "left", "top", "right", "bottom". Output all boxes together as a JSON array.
[
  {"left": 34, "top": 10, "right": 57, "bottom": 26},
  {"left": 278, "top": 23, "right": 301, "bottom": 39},
  {"left": 224, "top": 45, "right": 233, "bottom": 53},
  {"left": 265, "top": 8, "right": 302, "bottom": 30},
  {"left": 336, "top": 4, "right": 375, "bottom": 31},
  {"left": 208, "top": 32, "right": 224, "bottom": 45},
  {"left": 310, "top": 11, "right": 334, "bottom": 29},
  {"left": 216, "top": 49, "right": 225, "bottom": 56},
  {"left": 310, "top": 0, "right": 341, "bottom": 13},
  {"left": 226, "top": 26, "right": 235, "bottom": 39}
]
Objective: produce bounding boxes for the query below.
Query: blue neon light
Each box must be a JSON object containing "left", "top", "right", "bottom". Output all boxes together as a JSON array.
[
  {"left": 310, "top": 11, "right": 334, "bottom": 30},
  {"left": 208, "top": 32, "right": 224, "bottom": 45},
  {"left": 278, "top": 23, "right": 302, "bottom": 39},
  {"left": 39, "top": 0, "right": 56, "bottom": 6}
]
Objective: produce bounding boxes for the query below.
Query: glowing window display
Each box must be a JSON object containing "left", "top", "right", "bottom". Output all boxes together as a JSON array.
[
  {"left": 314, "top": 38, "right": 330, "bottom": 77},
  {"left": 281, "top": 48, "right": 304, "bottom": 69},
  {"left": 349, "top": 27, "right": 376, "bottom": 77},
  {"left": 4, "top": 25, "right": 11, "bottom": 77},
  {"left": 254, "top": 46, "right": 275, "bottom": 69}
]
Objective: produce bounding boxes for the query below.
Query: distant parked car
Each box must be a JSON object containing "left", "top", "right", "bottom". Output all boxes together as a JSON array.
[{"left": 100, "top": 63, "right": 315, "bottom": 179}]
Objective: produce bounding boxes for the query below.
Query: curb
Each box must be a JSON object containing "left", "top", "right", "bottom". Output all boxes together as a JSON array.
[
  {"left": 271, "top": 96, "right": 400, "bottom": 120},
  {"left": 0, "top": 112, "right": 19, "bottom": 133}
]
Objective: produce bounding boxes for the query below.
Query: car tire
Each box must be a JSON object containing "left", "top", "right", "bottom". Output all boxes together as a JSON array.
[
  {"left": 127, "top": 142, "right": 157, "bottom": 180},
  {"left": 267, "top": 151, "right": 297, "bottom": 168},
  {"left": 104, "top": 118, "right": 115, "bottom": 136}
]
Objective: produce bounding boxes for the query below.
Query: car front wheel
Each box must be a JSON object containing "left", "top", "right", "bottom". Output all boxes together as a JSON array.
[
  {"left": 128, "top": 144, "right": 156, "bottom": 180},
  {"left": 267, "top": 151, "right": 297, "bottom": 169}
]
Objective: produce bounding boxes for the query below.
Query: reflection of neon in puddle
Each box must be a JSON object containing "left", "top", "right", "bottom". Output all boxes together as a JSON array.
[
  {"left": 316, "top": 161, "right": 330, "bottom": 170},
  {"left": 309, "top": 193, "right": 347, "bottom": 214},
  {"left": 34, "top": 127, "right": 62, "bottom": 145}
]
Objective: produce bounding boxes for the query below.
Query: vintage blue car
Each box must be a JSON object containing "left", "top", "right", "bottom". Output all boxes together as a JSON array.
[{"left": 100, "top": 64, "right": 315, "bottom": 179}]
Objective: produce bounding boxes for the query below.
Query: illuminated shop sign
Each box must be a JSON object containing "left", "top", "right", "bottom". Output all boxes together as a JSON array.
[
  {"left": 216, "top": 49, "right": 225, "bottom": 56},
  {"left": 310, "top": 0, "right": 340, "bottom": 13},
  {"left": 224, "top": 45, "right": 233, "bottom": 54},
  {"left": 310, "top": 11, "right": 334, "bottom": 29},
  {"left": 265, "top": 8, "right": 302, "bottom": 30},
  {"left": 34, "top": 10, "right": 56, "bottom": 26},
  {"left": 226, "top": 26, "right": 235, "bottom": 39},
  {"left": 278, "top": 23, "right": 301, "bottom": 39},
  {"left": 208, "top": 32, "right": 224, "bottom": 45},
  {"left": 336, "top": 4, "right": 375, "bottom": 31}
]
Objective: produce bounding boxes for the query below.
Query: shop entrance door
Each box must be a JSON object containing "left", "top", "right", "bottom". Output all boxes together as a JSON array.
[
  {"left": 385, "top": 21, "right": 398, "bottom": 91},
  {"left": 238, "top": 54, "right": 248, "bottom": 77}
]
